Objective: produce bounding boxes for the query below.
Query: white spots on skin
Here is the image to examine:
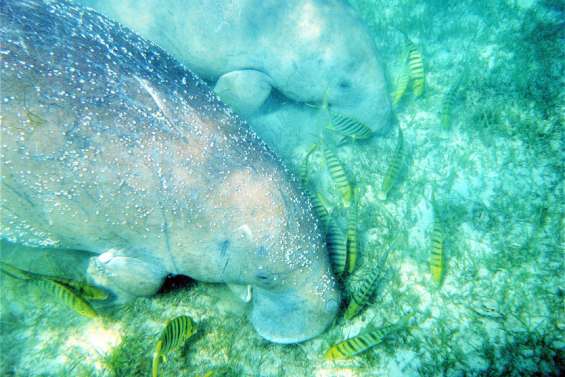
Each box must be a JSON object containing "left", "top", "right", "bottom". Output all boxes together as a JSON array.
[{"left": 1, "top": 1, "right": 338, "bottom": 322}]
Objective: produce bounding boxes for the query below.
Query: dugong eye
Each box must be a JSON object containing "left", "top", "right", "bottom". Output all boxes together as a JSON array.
[
  {"left": 338, "top": 80, "right": 352, "bottom": 90},
  {"left": 255, "top": 271, "right": 274, "bottom": 286}
]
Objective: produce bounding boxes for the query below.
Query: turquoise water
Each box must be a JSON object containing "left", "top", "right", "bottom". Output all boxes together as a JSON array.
[{"left": 1, "top": 0, "right": 563, "bottom": 376}]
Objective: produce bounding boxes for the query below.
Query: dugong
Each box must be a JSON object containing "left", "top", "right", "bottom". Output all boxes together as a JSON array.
[
  {"left": 77, "top": 0, "right": 392, "bottom": 158},
  {"left": 0, "top": 0, "right": 339, "bottom": 344}
]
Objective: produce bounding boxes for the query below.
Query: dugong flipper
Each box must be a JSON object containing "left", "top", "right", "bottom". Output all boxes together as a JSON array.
[
  {"left": 89, "top": 249, "right": 167, "bottom": 300},
  {"left": 0, "top": 0, "right": 339, "bottom": 343},
  {"left": 214, "top": 70, "right": 273, "bottom": 116}
]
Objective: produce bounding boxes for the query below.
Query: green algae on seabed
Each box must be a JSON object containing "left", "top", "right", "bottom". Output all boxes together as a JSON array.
[{"left": 1, "top": 0, "right": 564, "bottom": 375}]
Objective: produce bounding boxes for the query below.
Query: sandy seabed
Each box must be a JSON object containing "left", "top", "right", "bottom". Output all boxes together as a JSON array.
[{"left": 1, "top": 0, "right": 563, "bottom": 376}]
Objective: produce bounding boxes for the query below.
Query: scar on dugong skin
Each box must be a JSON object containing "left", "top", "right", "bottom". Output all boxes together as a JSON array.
[
  {"left": 0, "top": 0, "right": 339, "bottom": 344},
  {"left": 76, "top": 0, "right": 392, "bottom": 158}
]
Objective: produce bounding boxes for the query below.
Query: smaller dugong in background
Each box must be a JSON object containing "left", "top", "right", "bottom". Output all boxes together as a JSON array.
[
  {"left": 0, "top": 0, "right": 339, "bottom": 344},
  {"left": 76, "top": 0, "right": 392, "bottom": 159}
]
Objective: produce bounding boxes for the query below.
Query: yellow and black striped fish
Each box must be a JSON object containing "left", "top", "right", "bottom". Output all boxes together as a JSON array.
[
  {"left": 32, "top": 278, "right": 98, "bottom": 319},
  {"left": 344, "top": 272, "right": 378, "bottom": 320},
  {"left": 344, "top": 251, "right": 389, "bottom": 320},
  {"left": 325, "top": 326, "right": 389, "bottom": 360},
  {"left": 325, "top": 313, "right": 414, "bottom": 360},
  {"left": 379, "top": 128, "right": 404, "bottom": 200},
  {"left": 298, "top": 144, "right": 318, "bottom": 187},
  {"left": 406, "top": 39, "right": 425, "bottom": 97},
  {"left": 429, "top": 214, "right": 445, "bottom": 285},
  {"left": 327, "top": 111, "right": 373, "bottom": 141},
  {"left": 307, "top": 190, "right": 331, "bottom": 228},
  {"left": 326, "top": 218, "right": 347, "bottom": 276},
  {"left": 152, "top": 315, "right": 196, "bottom": 377},
  {"left": 323, "top": 145, "right": 352, "bottom": 208},
  {"left": 346, "top": 197, "right": 358, "bottom": 274},
  {"left": 391, "top": 62, "right": 410, "bottom": 107},
  {"left": 48, "top": 276, "right": 109, "bottom": 301},
  {"left": 440, "top": 80, "right": 461, "bottom": 129},
  {"left": 0, "top": 262, "right": 108, "bottom": 301}
]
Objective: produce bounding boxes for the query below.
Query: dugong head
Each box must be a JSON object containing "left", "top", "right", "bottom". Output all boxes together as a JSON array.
[
  {"left": 270, "top": 1, "right": 392, "bottom": 134},
  {"left": 270, "top": 1, "right": 391, "bottom": 132},
  {"left": 208, "top": 168, "right": 340, "bottom": 344}
]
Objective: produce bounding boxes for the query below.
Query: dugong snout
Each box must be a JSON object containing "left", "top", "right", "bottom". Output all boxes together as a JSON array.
[{"left": 251, "top": 262, "right": 339, "bottom": 344}]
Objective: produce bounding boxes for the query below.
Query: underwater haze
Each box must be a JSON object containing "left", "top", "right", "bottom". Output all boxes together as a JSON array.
[{"left": 1, "top": 0, "right": 563, "bottom": 376}]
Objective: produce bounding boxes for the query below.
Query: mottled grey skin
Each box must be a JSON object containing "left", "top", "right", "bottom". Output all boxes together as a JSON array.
[{"left": 0, "top": 0, "right": 339, "bottom": 344}]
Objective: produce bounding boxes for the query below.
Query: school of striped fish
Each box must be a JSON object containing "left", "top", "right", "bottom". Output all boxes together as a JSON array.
[
  {"left": 295, "top": 35, "right": 453, "bottom": 359},
  {"left": 0, "top": 33, "right": 455, "bottom": 369}
]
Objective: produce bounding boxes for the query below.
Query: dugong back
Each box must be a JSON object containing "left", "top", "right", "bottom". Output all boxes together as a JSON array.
[{"left": 0, "top": 0, "right": 276, "bottom": 252}]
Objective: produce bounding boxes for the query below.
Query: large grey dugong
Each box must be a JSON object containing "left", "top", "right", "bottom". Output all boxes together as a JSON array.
[
  {"left": 77, "top": 0, "right": 392, "bottom": 157},
  {"left": 0, "top": 0, "right": 339, "bottom": 344}
]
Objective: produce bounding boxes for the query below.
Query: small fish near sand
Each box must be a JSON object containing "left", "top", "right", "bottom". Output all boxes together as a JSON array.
[
  {"left": 390, "top": 34, "right": 425, "bottom": 102},
  {"left": 429, "top": 211, "right": 446, "bottom": 285},
  {"left": 327, "top": 110, "right": 374, "bottom": 141},
  {"left": 406, "top": 38, "right": 425, "bottom": 97},
  {"left": 379, "top": 128, "right": 405, "bottom": 201},
  {"left": 440, "top": 79, "right": 462, "bottom": 129},
  {"left": 152, "top": 315, "right": 197, "bottom": 377},
  {"left": 0, "top": 261, "right": 109, "bottom": 300},
  {"left": 46, "top": 276, "right": 109, "bottom": 301},
  {"left": 391, "top": 59, "right": 410, "bottom": 107},
  {"left": 298, "top": 144, "right": 319, "bottom": 187},
  {"left": 0, "top": 261, "right": 103, "bottom": 318},
  {"left": 346, "top": 192, "right": 359, "bottom": 274},
  {"left": 326, "top": 218, "right": 348, "bottom": 277},
  {"left": 324, "top": 313, "right": 414, "bottom": 360},
  {"left": 31, "top": 278, "right": 99, "bottom": 319},
  {"left": 307, "top": 190, "right": 331, "bottom": 229},
  {"left": 344, "top": 250, "right": 389, "bottom": 320},
  {"left": 323, "top": 144, "right": 353, "bottom": 208}
]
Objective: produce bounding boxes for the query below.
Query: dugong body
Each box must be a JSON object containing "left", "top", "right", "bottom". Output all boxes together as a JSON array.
[
  {"left": 0, "top": 0, "right": 339, "bottom": 344},
  {"left": 78, "top": 0, "right": 392, "bottom": 159}
]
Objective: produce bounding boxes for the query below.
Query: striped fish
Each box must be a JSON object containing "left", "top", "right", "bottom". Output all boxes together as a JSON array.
[
  {"left": 48, "top": 276, "right": 109, "bottom": 301},
  {"left": 298, "top": 144, "right": 318, "bottom": 187},
  {"left": 391, "top": 63, "right": 410, "bottom": 107},
  {"left": 327, "top": 110, "right": 373, "bottom": 140},
  {"left": 344, "top": 250, "right": 388, "bottom": 320},
  {"left": 32, "top": 278, "right": 98, "bottom": 318},
  {"left": 152, "top": 315, "right": 196, "bottom": 377},
  {"left": 323, "top": 145, "right": 352, "bottom": 208},
  {"left": 440, "top": 80, "right": 461, "bottom": 129},
  {"left": 0, "top": 262, "right": 108, "bottom": 301},
  {"left": 430, "top": 214, "right": 445, "bottom": 284},
  {"left": 379, "top": 128, "right": 404, "bottom": 200},
  {"left": 326, "top": 218, "right": 347, "bottom": 276},
  {"left": 325, "top": 313, "right": 414, "bottom": 360},
  {"left": 406, "top": 39, "right": 425, "bottom": 97},
  {"left": 307, "top": 190, "right": 330, "bottom": 228},
  {"left": 346, "top": 198, "right": 358, "bottom": 274}
]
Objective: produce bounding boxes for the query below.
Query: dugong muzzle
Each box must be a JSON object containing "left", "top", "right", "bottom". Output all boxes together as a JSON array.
[{"left": 251, "top": 263, "right": 339, "bottom": 343}]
